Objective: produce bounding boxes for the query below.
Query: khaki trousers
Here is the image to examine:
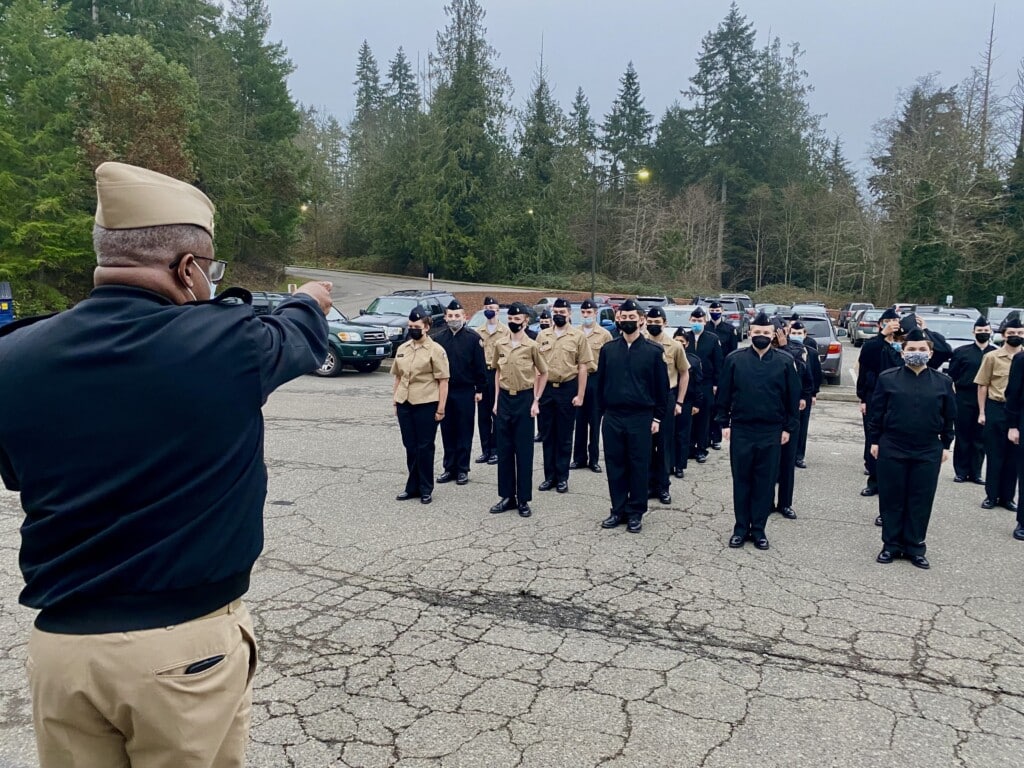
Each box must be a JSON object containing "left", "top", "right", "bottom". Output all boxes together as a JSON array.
[{"left": 27, "top": 600, "right": 257, "bottom": 768}]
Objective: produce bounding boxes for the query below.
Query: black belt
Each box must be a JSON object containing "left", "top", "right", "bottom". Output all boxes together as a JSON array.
[
  {"left": 549, "top": 377, "right": 577, "bottom": 388},
  {"left": 501, "top": 388, "right": 531, "bottom": 396}
]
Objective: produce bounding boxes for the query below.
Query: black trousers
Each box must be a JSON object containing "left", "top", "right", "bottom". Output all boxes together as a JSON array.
[
  {"left": 729, "top": 426, "right": 782, "bottom": 538},
  {"left": 796, "top": 402, "right": 812, "bottom": 462},
  {"left": 691, "top": 384, "right": 714, "bottom": 454},
  {"left": 440, "top": 386, "right": 475, "bottom": 474},
  {"left": 573, "top": 376, "right": 601, "bottom": 466},
  {"left": 477, "top": 369, "right": 497, "bottom": 457},
  {"left": 953, "top": 395, "right": 984, "bottom": 480},
  {"left": 603, "top": 410, "right": 653, "bottom": 522},
  {"left": 983, "top": 400, "right": 1018, "bottom": 503},
  {"left": 710, "top": 408, "right": 722, "bottom": 445},
  {"left": 863, "top": 411, "right": 878, "bottom": 488},
  {"left": 877, "top": 441, "right": 942, "bottom": 556},
  {"left": 540, "top": 381, "right": 576, "bottom": 483},
  {"left": 396, "top": 401, "right": 439, "bottom": 496},
  {"left": 775, "top": 433, "right": 798, "bottom": 509},
  {"left": 674, "top": 404, "right": 694, "bottom": 471},
  {"left": 496, "top": 389, "right": 535, "bottom": 503},
  {"left": 649, "top": 387, "right": 677, "bottom": 493},
  {"left": 1015, "top": 447, "right": 1024, "bottom": 529}
]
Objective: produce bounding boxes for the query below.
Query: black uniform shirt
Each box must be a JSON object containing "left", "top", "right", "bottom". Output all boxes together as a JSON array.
[
  {"left": 1004, "top": 354, "right": 1024, "bottom": 431},
  {"left": 780, "top": 342, "right": 815, "bottom": 401},
  {"left": 435, "top": 325, "right": 486, "bottom": 392},
  {"left": 924, "top": 330, "right": 953, "bottom": 369},
  {"left": 688, "top": 331, "right": 724, "bottom": 387},
  {"left": 715, "top": 347, "right": 801, "bottom": 434},
  {"left": 867, "top": 366, "right": 956, "bottom": 453},
  {"left": 856, "top": 334, "right": 904, "bottom": 404},
  {"left": 947, "top": 342, "right": 996, "bottom": 400},
  {"left": 0, "top": 286, "right": 328, "bottom": 633},
  {"left": 708, "top": 319, "right": 738, "bottom": 356},
  {"left": 596, "top": 336, "right": 668, "bottom": 421},
  {"left": 682, "top": 351, "right": 704, "bottom": 407}
]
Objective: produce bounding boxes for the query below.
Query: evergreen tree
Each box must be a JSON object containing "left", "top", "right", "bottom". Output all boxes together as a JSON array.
[
  {"left": 384, "top": 47, "right": 419, "bottom": 121},
  {"left": 566, "top": 86, "right": 596, "bottom": 153},
  {"left": 600, "top": 61, "right": 653, "bottom": 175}
]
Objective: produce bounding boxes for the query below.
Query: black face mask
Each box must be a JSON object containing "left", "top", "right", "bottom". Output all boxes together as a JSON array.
[
  {"left": 539, "top": 322, "right": 551, "bottom": 330},
  {"left": 553, "top": 314, "right": 568, "bottom": 327},
  {"left": 408, "top": 327, "right": 424, "bottom": 340},
  {"left": 617, "top": 320, "right": 638, "bottom": 335},
  {"left": 751, "top": 335, "right": 772, "bottom": 350},
  {"left": 975, "top": 333, "right": 991, "bottom": 343},
  {"left": 508, "top": 321, "right": 524, "bottom": 334},
  {"left": 648, "top": 325, "right": 663, "bottom": 336},
  {"left": 1007, "top": 335, "right": 1023, "bottom": 347}
]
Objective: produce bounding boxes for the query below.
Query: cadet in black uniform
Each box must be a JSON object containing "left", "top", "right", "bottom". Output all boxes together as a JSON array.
[
  {"left": 868, "top": 329, "right": 956, "bottom": 569},
  {"left": 687, "top": 307, "right": 723, "bottom": 462},
  {"left": 672, "top": 328, "right": 705, "bottom": 479},
  {"left": 572, "top": 299, "right": 614, "bottom": 472},
  {"left": 789, "top": 321, "right": 822, "bottom": 469},
  {"left": 489, "top": 302, "right": 548, "bottom": 518},
  {"left": 0, "top": 162, "right": 331, "bottom": 766},
  {"left": 391, "top": 307, "right": 451, "bottom": 504},
  {"left": 476, "top": 296, "right": 509, "bottom": 465},
  {"left": 597, "top": 300, "right": 669, "bottom": 533},
  {"left": 947, "top": 317, "right": 996, "bottom": 483},
  {"left": 716, "top": 312, "right": 801, "bottom": 550},
  {"left": 1001, "top": 353, "right": 1024, "bottom": 541},
  {"left": 856, "top": 307, "right": 904, "bottom": 496},
  {"left": 774, "top": 321, "right": 814, "bottom": 520},
  {"left": 435, "top": 299, "right": 486, "bottom": 486},
  {"left": 707, "top": 301, "right": 738, "bottom": 450}
]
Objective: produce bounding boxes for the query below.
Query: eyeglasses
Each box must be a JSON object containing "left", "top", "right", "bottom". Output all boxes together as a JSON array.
[{"left": 169, "top": 254, "right": 228, "bottom": 283}]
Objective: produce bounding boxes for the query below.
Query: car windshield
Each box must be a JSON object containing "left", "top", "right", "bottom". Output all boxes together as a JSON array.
[
  {"left": 923, "top": 318, "right": 977, "bottom": 341},
  {"left": 799, "top": 318, "right": 833, "bottom": 338},
  {"left": 662, "top": 306, "right": 698, "bottom": 328},
  {"left": 365, "top": 297, "right": 418, "bottom": 315},
  {"left": 861, "top": 310, "right": 883, "bottom": 322},
  {"left": 698, "top": 299, "right": 738, "bottom": 312},
  {"left": 325, "top": 306, "right": 346, "bottom": 322}
]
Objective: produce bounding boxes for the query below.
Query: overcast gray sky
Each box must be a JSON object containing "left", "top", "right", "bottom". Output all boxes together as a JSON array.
[{"left": 268, "top": 1, "right": 1024, "bottom": 175}]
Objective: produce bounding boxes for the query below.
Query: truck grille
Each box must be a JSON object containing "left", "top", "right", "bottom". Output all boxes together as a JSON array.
[{"left": 362, "top": 330, "right": 387, "bottom": 343}]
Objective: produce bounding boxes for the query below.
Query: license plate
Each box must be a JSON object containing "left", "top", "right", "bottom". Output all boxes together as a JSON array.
[{"left": 376, "top": 347, "right": 385, "bottom": 355}]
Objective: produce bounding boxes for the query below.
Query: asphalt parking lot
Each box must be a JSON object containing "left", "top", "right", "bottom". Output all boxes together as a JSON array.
[{"left": 2, "top": 357, "right": 1023, "bottom": 766}]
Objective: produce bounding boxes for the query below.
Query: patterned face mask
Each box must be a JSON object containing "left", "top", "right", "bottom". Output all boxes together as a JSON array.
[{"left": 904, "top": 351, "right": 930, "bottom": 367}]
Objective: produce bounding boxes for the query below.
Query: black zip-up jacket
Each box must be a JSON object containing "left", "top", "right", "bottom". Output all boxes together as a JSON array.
[
  {"left": 435, "top": 325, "right": 486, "bottom": 392},
  {"left": 1004, "top": 354, "right": 1024, "bottom": 431},
  {"left": 780, "top": 341, "right": 815, "bottom": 401},
  {"left": 715, "top": 347, "right": 801, "bottom": 434},
  {"left": 596, "top": 336, "right": 668, "bottom": 420},
  {"left": 0, "top": 286, "right": 328, "bottom": 633},
  {"left": 708, "top": 319, "right": 738, "bottom": 356},
  {"left": 925, "top": 330, "right": 953, "bottom": 370},
  {"left": 867, "top": 366, "right": 956, "bottom": 455},
  {"left": 682, "top": 351, "right": 704, "bottom": 408},
  {"left": 856, "top": 334, "right": 904, "bottom": 405},
  {"left": 947, "top": 342, "right": 996, "bottom": 401},
  {"left": 687, "top": 331, "right": 724, "bottom": 387}
]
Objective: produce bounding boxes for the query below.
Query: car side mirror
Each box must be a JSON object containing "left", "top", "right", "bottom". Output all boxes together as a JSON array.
[
  {"left": 836, "top": 328, "right": 848, "bottom": 338},
  {"left": 359, "top": 309, "right": 366, "bottom": 315}
]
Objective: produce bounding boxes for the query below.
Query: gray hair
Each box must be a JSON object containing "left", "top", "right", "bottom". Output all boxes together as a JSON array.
[{"left": 94, "top": 224, "right": 214, "bottom": 267}]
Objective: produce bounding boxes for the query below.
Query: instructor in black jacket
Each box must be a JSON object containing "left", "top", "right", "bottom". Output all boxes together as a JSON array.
[
  {"left": 856, "top": 307, "right": 904, "bottom": 496},
  {"left": 0, "top": 162, "right": 331, "bottom": 767},
  {"left": 716, "top": 312, "right": 801, "bottom": 550},
  {"left": 435, "top": 299, "right": 486, "bottom": 485},
  {"left": 947, "top": 317, "right": 996, "bottom": 484}
]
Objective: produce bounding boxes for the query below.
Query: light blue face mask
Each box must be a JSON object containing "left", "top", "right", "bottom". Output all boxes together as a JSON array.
[
  {"left": 691, "top": 322, "right": 704, "bottom": 333},
  {"left": 582, "top": 316, "right": 596, "bottom": 327},
  {"left": 891, "top": 341, "right": 902, "bottom": 351},
  {"left": 789, "top": 335, "right": 804, "bottom": 344}
]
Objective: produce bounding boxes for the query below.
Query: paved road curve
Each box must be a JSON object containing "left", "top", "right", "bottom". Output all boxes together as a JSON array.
[{"left": 1, "top": 363, "right": 1021, "bottom": 766}]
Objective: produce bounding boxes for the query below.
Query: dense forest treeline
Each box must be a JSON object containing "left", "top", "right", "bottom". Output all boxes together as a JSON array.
[{"left": 2, "top": 0, "right": 1023, "bottom": 314}]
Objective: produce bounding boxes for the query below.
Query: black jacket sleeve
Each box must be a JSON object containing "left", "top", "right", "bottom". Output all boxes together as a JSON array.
[
  {"left": 596, "top": 345, "right": 609, "bottom": 417},
  {"left": 471, "top": 331, "right": 487, "bottom": 393},
  {"left": 714, "top": 354, "right": 736, "bottom": 427},
  {"left": 866, "top": 375, "right": 890, "bottom": 444},
  {"left": 1005, "top": 355, "right": 1024, "bottom": 431},
  {"left": 940, "top": 378, "right": 957, "bottom": 449},
  {"left": 855, "top": 341, "right": 876, "bottom": 403},
  {"left": 784, "top": 360, "right": 801, "bottom": 435},
  {"left": 946, "top": 348, "right": 966, "bottom": 389},
  {"left": 807, "top": 350, "right": 823, "bottom": 395},
  {"left": 926, "top": 330, "right": 953, "bottom": 370},
  {"left": 710, "top": 340, "right": 724, "bottom": 387},
  {"left": 254, "top": 294, "right": 330, "bottom": 403},
  {"left": 651, "top": 343, "right": 669, "bottom": 422}
]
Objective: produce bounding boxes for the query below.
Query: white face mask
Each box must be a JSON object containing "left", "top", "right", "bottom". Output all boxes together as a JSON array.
[{"left": 187, "top": 266, "right": 216, "bottom": 302}]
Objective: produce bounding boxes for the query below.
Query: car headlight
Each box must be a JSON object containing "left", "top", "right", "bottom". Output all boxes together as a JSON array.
[
  {"left": 387, "top": 327, "right": 404, "bottom": 337},
  {"left": 337, "top": 331, "right": 361, "bottom": 342}
]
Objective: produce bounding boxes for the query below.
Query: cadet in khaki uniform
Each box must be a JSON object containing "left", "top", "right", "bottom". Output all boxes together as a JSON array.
[
  {"left": 475, "top": 296, "right": 509, "bottom": 465},
  {"left": 975, "top": 317, "right": 1024, "bottom": 510},
  {"left": 572, "top": 299, "right": 614, "bottom": 472},
  {"left": 536, "top": 298, "right": 593, "bottom": 493},
  {"left": 644, "top": 306, "right": 690, "bottom": 504},
  {"left": 391, "top": 307, "right": 450, "bottom": 504},
  {"left": 489, "top": 302, "right": 549, "bottom": 517}
]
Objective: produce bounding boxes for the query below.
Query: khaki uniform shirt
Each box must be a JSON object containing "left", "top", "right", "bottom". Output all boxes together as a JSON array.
[
  {"left": 478, "top": 321, "right": 511, "bottom": 370},
  {"left": 491, "top": 336, "right": 548, "bottom": 393},
  {"left": 644, "top": 330, "right": 690, "bottom": 388},
  {"left": 390, "top": 336, "right": 450, "bottom": 404},
  {"left": 536, "top": 325, "right": 593, "bottom": 384},
  {"left": 582, "top": 325, "right": 614, "bottom": 374},
  {"left": 975, "top": 344, "right": 1020, "bottom": 402}
]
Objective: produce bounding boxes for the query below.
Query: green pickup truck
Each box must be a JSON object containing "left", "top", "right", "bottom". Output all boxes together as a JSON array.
[{"left": 251, "top": 292, "right": 390, "bottom": 376}]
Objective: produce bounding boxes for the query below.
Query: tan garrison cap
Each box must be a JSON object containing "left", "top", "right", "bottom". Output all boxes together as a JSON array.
[{"left": 95, "top": 162, "right": 215, "bottom": 236}]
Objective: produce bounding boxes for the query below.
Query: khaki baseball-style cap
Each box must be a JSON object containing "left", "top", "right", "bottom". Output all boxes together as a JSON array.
[{"left": 94, "top": 162, "right": 215, "bottom": 236}]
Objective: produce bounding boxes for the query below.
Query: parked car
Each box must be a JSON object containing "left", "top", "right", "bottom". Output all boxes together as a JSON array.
[
  {"left": 662, "top": 305, "right": 699, "bottom": 331},
  {"left": 350, "top": 290, "right": 455, "bottom": 354},
  {"left": 695, "top": 297, "right": 750, "bottom": 339},
  {"left": 916, "top": 316, "right": 977, "bottom": 372},
  {"left": 249, "top": 293, "right": 391, "bottom": 376},
  {"left": 987, "top": 307, "right": 1024, "bottom": 344},
  {"left": 795, "top": 313, "right": 846, "bottom": 385},
  {"left": 789, "top": 303, "right": 832, "bottom": 319},
  {"left": 838, "top": 302, "right": 874, "bottom": 328},
  {"left": 849, "top": 308, "right": 884, "bottom": 346},
  {"left": 0, "top": 282, "right": 14, "bottom": 327},
  {"left": 468, "top": 305, "right": 541, "bottom": 335},
  {"left": 755, "top": 303, "right": 792, "bottom": 318},
  {"left": 916, "top": 305, "right": 981, "bottom": 320},
  {"left": 635, "top": 295, "right": 675, "bottom": 311}
]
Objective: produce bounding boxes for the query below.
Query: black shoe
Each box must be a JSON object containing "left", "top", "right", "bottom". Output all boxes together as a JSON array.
[
  {"left": 420, "top": 494, "right": 432, "bottom": 504},
  {"left": 728, "top": 534, "right": 745, "bottom": 548},
  {"left": 753, "top": 537, "right": 770, "bottom": 550},
  {"left": 674, "top": 468, "right": 684, "bottom": 479},
  {"left": 1013, "top": 526, "right": 1024, "bottom": 541},
  {"left": 876, "top": 550, "right": 894, "bottom": 564},
  {"left": 474, "top": 454, "right": 489, "bottom": 464},
  {"left": 518, "top": 503, "right": 532, "bottom": 517},
  {"left": 696, "top": 453, "right": 708, "bottom": 464},
  {"left": 860, "top": 486, "right": 878, "bottom": 497},
  {"left": 601, "top": 514, "right": 623, "bottom": 529},
  {"left": 569, "top": 460, "right": 584, "bottom": 470},
  {"left": 489, "top": 497, "right": 517, "bottom": 514},
  {"left": 659, "top": 491, "right": 671, "bottom": 505},
  {"left": 909, "top": 554, "right": 930, "bottom": 570},
  {"left": 396, "top": 491, "right": 417, "bottom": 501},
  {"left": 875, "top": 516, "right": 883, "bottom": 526},
  {"left": 437, "top": 471, "right": 454, "bottom": 484},
  {"left": 795, "top": 459, "right": 807, "bottom": 469},
  {"left": 556, "top": 481, "right": 569, "bottom": 494},
  {"left": 954, "top": 475, "right": 967, "bottom": 483},
  {"left": 626, "top": 518, "right": 642, "bottom": 533},
  {"left": 590, "top": 463, "right": 603, "bottom": 473},
  {"left": 710, "top": 442, "right": 722, "bottom": 451},
  {"left": 981, "top": 498, "right": 997, "bottom": 509},
  {"left": 456, "top": 473, "right": 469, "bottom": 485},
  {"left": 487, "top": 454, "right": 498, "bottom": 465},
  {"left": 972, "top": 477, "right": 985, "bottom": 485},
  {"left": 1001, "top": 500, "right": 1018, "bottom": 512},
  {"left": 863, "top": 468, "right": 870, "bottom": 476},
  {"left": 778, "top": 507, "right": 797, "bottom": 519},
  {"left": 538, "top": 479, "right": 555, "bottom": 491}
]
